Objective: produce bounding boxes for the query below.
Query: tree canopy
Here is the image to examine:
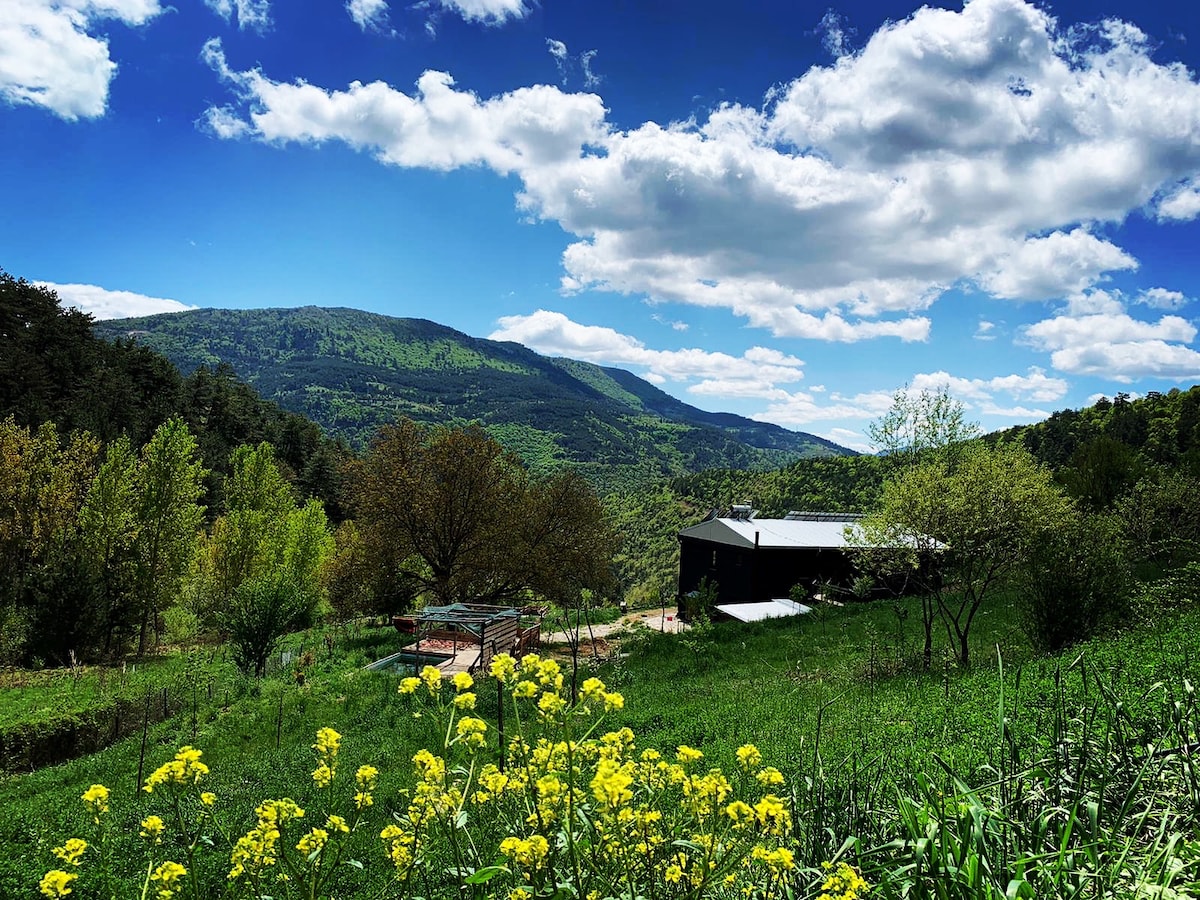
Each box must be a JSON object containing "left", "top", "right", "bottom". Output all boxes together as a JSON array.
[{"left": 348, "top": 421, "right": 616, "bottom": 612}]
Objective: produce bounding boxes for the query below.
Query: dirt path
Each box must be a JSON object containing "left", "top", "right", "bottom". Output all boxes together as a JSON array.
[{"left": 542, "top": 607, "right": 685, "bottom": 644}]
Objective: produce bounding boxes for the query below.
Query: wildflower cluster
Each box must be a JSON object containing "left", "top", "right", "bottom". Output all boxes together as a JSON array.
[
  {"left": 392, "top": 651, "right": 806, "bottom": 899},
  {"left": 144, "top": 746, "right": 210, "bottom": 793},
  {"left": 40, "top": 650, "right": 870, "bottom": 900},
  {"left": 818, "top": 861, "right": 869, "bottom": 900}
]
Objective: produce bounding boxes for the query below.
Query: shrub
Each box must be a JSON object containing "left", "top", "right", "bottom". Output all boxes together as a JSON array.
[
  {"left": 1017, "top": 511, "right": 1130, "bottom": 652},
  {"left": 222, "top": 576, "right": 318, "bottom": 677}
]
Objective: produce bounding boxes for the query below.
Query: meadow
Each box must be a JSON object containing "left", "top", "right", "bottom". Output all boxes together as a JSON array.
[{"left": 4, "top": 594, "right": 1200, "bottom": 898}]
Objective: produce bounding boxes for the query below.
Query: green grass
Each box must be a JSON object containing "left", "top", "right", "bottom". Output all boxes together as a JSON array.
[{"left": 4, "top": 596, "right": 1200, "bottom": 898}]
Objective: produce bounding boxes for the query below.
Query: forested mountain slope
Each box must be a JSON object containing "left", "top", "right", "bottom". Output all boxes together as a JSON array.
[{"left": 97, "top": 307, "right": 849, "bottom": 488}]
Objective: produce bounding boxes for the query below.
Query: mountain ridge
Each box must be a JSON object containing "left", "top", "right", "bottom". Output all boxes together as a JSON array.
[{"left": 96, "top": 306, "right": 850, "bottom": 488}]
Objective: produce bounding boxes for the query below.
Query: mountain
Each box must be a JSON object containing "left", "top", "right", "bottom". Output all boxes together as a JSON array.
[{"left": 96, "top": 307, "right": 850, "bottom": 488}]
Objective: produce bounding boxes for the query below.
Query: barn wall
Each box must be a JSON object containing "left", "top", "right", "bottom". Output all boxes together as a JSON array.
[{"left": 679, "top": 537, "right": 860, "bottom": 605}]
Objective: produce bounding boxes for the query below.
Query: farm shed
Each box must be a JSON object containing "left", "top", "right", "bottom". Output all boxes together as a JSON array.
[{"left": 678, "top": 509, "right": 872, "bottom": 607}]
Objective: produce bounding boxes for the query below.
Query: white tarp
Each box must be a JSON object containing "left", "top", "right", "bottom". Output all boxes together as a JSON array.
[{"left": 714, "top": 598, "right": 812, "bottom": 623}]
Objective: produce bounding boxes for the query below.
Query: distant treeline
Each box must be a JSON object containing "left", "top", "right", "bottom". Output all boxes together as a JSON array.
[{"left": 1, "top": 272, "right": 348, "bottom": 518}]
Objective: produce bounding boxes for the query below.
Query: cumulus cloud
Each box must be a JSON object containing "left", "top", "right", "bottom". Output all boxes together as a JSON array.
[
  {"left": 1022, "top": 296, "right": 1200, "bottom": 380},
  {"left": 1137, "top": 287, "right": 1190, "bottom": 310},
  {"left": 205, "top": 0, "right": 271, "bottom": 32},
  {"left": 426, "top": 0, "right": 528, "bottom": 26},
  {"left": 490, "top": 309, "right": 806, "bottom": 395},
  {"left": 0, "top": 0, "right": 162, "bottom": 120},
  {"left": 974, "top": 320, "right": 996, "bottom": 341},
  {"left": 910, "top": 368, "right": 1068, "bottom": 404},
  {"left": 200, "top": 0, "right": 1200, "bottom": 346},
  {"left": 347, "top": 0, "right": 391, "bottom": 33},
  {"left": 40, "top": 281, "right": 197, "bottom": 319},
  {"left": 1158, "top": 180, "right": 1200, "bottom": 222}
]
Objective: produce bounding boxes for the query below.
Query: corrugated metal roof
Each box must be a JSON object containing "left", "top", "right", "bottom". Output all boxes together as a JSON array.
[{"left": 679, "top": 516, "right": 865, "bottom": 549}]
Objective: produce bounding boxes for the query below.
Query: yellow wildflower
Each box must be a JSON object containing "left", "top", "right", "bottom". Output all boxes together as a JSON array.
[
  {"left": 513, "top": 680, "right": 538, "bottom": 699},
  {"left": 452, "top": 671, "right": 473, "bottom": 691},
  {"left": 313, "top": 727, "right": 341, "bottom": 759},
  {"left": 736, "top": 744, "right": 763, "bottom": 771},
  {"left": 455, "top": 716, "right": 488, "bottom": 749},
  {"left": 149, "top": 861, "right": 186, "bottom": 900},
  {"left": 753, "top": 795, "right": 791, "bottom": 835},
  {"left": 755, "top": 766, "right": 785, "bottom": 787},
  {"left": 200, "top": 792, "right": 216, "bottom": 806},
  {"left": 140, "top": 816, "right": 166, "bottom": 843},
  {"left": 398, "top": 676, "right": 420, "bottom": 694},
  {"left": 81, "top": 784, "right": 109, "bottom": 821},
  {"left": 144, "top": 747, "right": 209, "bottom": 793},
  {"left": 51, "top": 839, "right": 87, "bottom": 866},
  {"left": 818, "top": 861, "right": 869, "bottom": 900},
  {"left": 499, "top": 834, "right": 550, "bottom": 870},
  {"left": 39, "top": 870, "right": 77, "bottom": 899},
  {"left": 326, "top": 814, "right": 350, "bottom": 833},
  {"left": 453, "top": 691, "right": 476, "bottom": 710},
  {"left": 312, "top": 763, "right": 335, "bottom": 788},
  {"left": 603, "top": 690, "right": 625, "bottom": 711},
  {"left": 538, "top": 692, "right": 566, "bottom": 716},
  {"left": 489, "top": 653, "right": 517, "bottom": 682},
  {"left": 419, "top": 665, "right": 442, "bottom": 692},
  {"left": 676, "top": 745, "right": 703, "bottom": 764},
  {"left": 296, "top": 828, "right": 329, "bottom": 856},
  {"left": 581, "top": 676, "right": 607, "bottom": 701}
]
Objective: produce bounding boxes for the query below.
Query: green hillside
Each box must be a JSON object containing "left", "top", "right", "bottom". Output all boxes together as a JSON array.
[{"left": 97, "top": 307, "right": 849, "bottom": 486}]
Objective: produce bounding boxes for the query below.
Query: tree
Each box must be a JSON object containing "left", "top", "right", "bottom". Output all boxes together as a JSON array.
[
  {"left": 858, "top": 389, "right": 979, "bottom": 668},
  {"left": 869, "top": 386, "right": 979, "bottom": 471},
  {"left": 862, "top": 440, "right": 1072, "bottom": 667},
  {"left": 78, "top": 436, "right": 140, "bottom": 656},
  {"left": 349, "top": 421, "right": 615, "bottom": 611},
  {"left": 191, "top": 442, "right": 334, "bottom": 639},
  {"left": 131, "top": 418, "right": 206, "bottom": 654}
]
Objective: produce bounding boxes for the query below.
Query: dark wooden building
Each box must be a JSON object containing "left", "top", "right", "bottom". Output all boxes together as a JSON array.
[{"left": 678, "top": 510, "right": 867, "bottom": 606}]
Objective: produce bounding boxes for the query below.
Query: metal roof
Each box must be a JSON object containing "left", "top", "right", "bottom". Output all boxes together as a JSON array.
[
  {"left": 679, "top": 516, "right": 866, "bottom": 549},
  {"left": 715, "top": 599, "right": 812, "bottom": 622}
]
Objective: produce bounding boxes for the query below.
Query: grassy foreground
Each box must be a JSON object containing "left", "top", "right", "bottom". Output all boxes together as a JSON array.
[{"left": 3, "top": 596, "right": 1200, "bottom": 898}]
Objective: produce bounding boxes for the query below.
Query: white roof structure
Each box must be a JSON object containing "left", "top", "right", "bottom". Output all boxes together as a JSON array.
[
  {"left": 679, "top": 514, "right": 865, "bottom": 550},
  {"left": 715, "top": 598, "right": 812, "bottom": 622}
]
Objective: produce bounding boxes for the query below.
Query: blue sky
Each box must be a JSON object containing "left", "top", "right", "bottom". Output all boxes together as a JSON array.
[{"left": 4, "top": 0, "right": 1200, "bottom": 451}]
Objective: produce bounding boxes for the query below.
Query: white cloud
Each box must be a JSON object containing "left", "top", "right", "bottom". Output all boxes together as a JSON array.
[
  {"left": 39, "top": 281, "right": 197, "bottom": 319},
  {"left": 974, "top": 320, "right": 996, "bottom": 340},
  {"left": 580, "top": 50, "right": 601, "bottom": 89},
  {"left": 205, "top": 0, "right": 271, "bottom": 32},
  {"left": 490, "top": 309, "right": 806, "bottom": 394},
  {"left": 1137, "top": 287, "right": 1189, "bottom": 310},
  {"left": 432, "top": 0, "right": 528, "bottom": 26},
  {"left": 976, "top": 229, "right": 1137, "bottom": 301},
  {"left": 547, "top": 39, "right": 569, "bottom": 82},
  {"left": 201, "top": 0, "right": 1200, "bottom": 343},
  {"left": 1158, "top": 180, "right": 1200, "bottom": 221},
  {"left": 1022, "top": 298, "right": 1200, "bottom": 380},
  {"left": 197, "top": 104, "right": 250, "bottom": 138},
  {"left": 0, "top": 0, "right": 162, "bottom": 120},
  {"left": 347, "top": 0, "right": 391, "bottom": 33},
  {"left": 1050, "top": 342, "right": 1200, "bottom": 381},
  {"left": 910, "top": 367, "right": 1068, "bottom": 404}
]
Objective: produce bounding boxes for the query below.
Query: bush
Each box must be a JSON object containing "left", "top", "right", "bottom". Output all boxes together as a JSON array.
[
  {"left": 222, "top": 577, "right": 317, "bottom": 677},
  {"left": 163, "top": 605, "right": 200, "bottom": 646},
  {"left": 1017, "top": 511, "right": 1130, "bottom": 652}
]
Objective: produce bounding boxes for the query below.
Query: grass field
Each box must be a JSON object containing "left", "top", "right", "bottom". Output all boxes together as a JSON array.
[{"left": 4, "top": 594, "right": 1200, "bottom": 898}]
